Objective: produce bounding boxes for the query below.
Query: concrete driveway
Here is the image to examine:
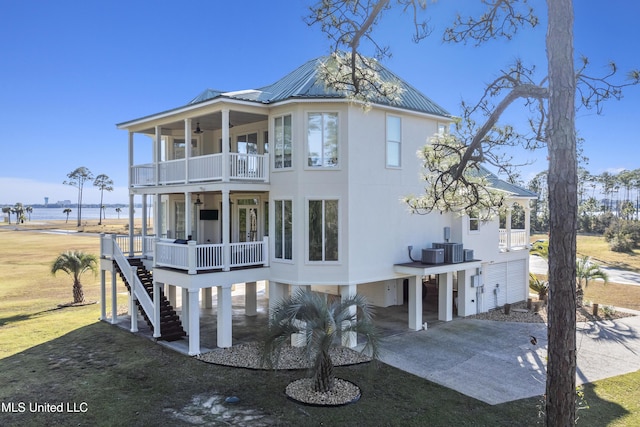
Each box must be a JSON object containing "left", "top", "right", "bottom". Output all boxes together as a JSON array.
[
  {"left": 530, "top": 255, "right": 640, "bottom": 286},
  {"left": 378, "top": 316, "right": 640, "bottom": 405}
]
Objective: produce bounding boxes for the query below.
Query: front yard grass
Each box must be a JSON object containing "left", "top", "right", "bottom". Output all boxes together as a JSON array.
[{"left": 1, "top": 226, "right": 640, "bottom": 425}]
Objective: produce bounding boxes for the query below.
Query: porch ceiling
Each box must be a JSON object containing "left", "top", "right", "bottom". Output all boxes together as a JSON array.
[{"left": 138, "top": 110, "right": 268, "bottom": 135}]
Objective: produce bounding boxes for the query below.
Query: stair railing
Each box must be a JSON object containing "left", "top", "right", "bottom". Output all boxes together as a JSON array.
[{"left": 112, "top": 240, "right": 156, "bottom": 330}]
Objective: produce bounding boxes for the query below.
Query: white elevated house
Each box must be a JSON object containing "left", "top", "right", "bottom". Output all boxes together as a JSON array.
[{"left": 99, "top": 57, "right": 536, "bottom": 355}]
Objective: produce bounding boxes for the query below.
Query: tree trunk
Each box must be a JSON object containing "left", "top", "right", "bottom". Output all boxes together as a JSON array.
[
  {"left": 313, "top": 350, "right": 335, "bottom": 393},
  {"left": 545, "top": 0, "right": 577, "bottom": 425},
  {"left": 73, "top": 279, "right": 85, "bottom": 304},
  {"left": 576, "top": 285, "right": 584, "bottom": 308}
]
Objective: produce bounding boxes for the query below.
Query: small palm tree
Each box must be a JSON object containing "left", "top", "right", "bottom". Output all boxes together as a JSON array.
[
  {"left": 63, "top": 208, "right": 72, "bottom": 223},
  {"left": 529, "top": 273, "right": 549, "bottom": 301},
  {"left": 576, "top": 256, "right": 609, "bottom": 307},
  {"left": 263, "top": 288, "right": 380, "bottom": 393},
  {"left": 51, "top": 251, "right": 97, "bottom": 304},
  {"left": 2, "top": 206, "right": 11, "bottom": 224},
  {"left": 115, "top": 207, "right": 122, "bottom": 219}
]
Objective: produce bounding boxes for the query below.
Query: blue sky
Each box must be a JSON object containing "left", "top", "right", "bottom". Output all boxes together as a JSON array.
[{"left": 1, "top": 0, "right": 639, "bottom": 205}]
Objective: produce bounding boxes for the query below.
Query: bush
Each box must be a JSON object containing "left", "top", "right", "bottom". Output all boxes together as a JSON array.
[
  {"left": 609, "top": 235, "right": 634, "bottom": 253},
  {"left": 604, "top": 220, "right": 640, "bottom": 252}
]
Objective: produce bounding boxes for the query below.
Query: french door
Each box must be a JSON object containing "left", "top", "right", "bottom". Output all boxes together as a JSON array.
[{"left": 236, "top": 199, "right": 259, "bottom": 242}]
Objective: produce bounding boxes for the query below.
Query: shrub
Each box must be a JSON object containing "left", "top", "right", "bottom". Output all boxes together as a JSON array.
[{"left": 529, "top": 273, "right": 549, "bottom": 300}]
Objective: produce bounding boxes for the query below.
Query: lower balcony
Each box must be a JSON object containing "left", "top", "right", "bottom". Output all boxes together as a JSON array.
[{"left": 101, "top": 234, "right": 269, "bottom": 274}]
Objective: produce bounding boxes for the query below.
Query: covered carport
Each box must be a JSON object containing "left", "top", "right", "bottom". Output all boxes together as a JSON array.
[{"left": 394, "top": 260, "right": 483, "bottom": 330}]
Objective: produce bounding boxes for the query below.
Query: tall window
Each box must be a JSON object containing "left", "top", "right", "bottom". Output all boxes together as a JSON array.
[
  {"left": 308, "top": 200, "right": 339, "bottom": 262},
  {"left": 274, "top": 115, "right": 292, "bottom": 169},
  {"left": 386, "top": 115, "right": 401, "bottom": 167},
  {"left": 307, "top": 112, "right": 338, "bottom": 167},
  {"left": 275, "top": 200, "right": 292, "bottom": 260},
  {"left": 468, "top": 209, "right": 480, "bottom": 232}
]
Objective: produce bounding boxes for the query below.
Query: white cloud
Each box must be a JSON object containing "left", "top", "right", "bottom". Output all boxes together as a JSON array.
[{"left": 0, "top": 177, "right": 129, "bottom": 205}]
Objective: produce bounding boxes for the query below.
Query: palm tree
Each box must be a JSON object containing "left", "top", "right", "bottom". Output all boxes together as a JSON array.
[
  {"left": 576, "top": 256, "right": 609, "bottom": 307},
  {"left": 263, "top": 288, "right": 380, "bottom": 393},
  {"left": 51, "top": 251, "right": 97, "bottom": 304},
  {"left": 12, "top": 202, "right": 24, "bottom": 224},
  {"left": 63, "top": 166, "right": 93, "bottom": 227},
  {"left": 2, "top": 206, "right": 11, "bottom": 224},
  {"left": 93, "top": 174, "right": 114, "bottom": 225},
  {"left": 115, "top": 207, "right": 122, "bottom": 219},
  {"left": 63, "top": 208, "right": 72, "bottom": 223},
  {"left": 25, "top": 206, "right": 33, "bottom": 221}
]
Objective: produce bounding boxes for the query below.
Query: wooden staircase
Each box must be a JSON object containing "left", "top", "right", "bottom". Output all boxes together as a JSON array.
[{"left": 114, "top": 258, "right": 186, "bottom": 342}]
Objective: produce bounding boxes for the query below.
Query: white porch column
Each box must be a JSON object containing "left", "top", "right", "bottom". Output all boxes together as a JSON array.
[
  {"left": 184, "top": 192, "right": 192, "bottom": 240},
  {"left": 524, "top": 203, "right": 532, "bottom": 248},
  {"left": 129, "top": 266, "right": 138, "bottom": 332},
  {"left": 222, "top": 189, "right": 231, "bottom": 271},
  {"left": 340, "top": 284, "right": 357, "bottom": 348},
  {"left": 128, "top": 131, "right": 134, "bottom": 187},
  {"left": 128, "top": 193, "right": 135, "bottom": 257},
  {"left": 221, "top": 109, "right": 230, "bottom": 181},
  {"left": 407, "top": 276, "right": 422, "bottom": 331},
  {"left": 167, "top": 284, "right": 177, "bottom": 307},
  {"left": 290, "top": 285, "right": 305, "bottom": 347},
  {"left": 153, "top": 282, "right": 162, "bottom": 338},
  {"left": 111, "top": 264, "right": 118, "bottom": 324},
  {"left": 188, "top": 289, "right": 201, "bottom": 355},
  {"left": 245, "top": 281, "right": 257, "bottom": 316},
  {"left": 217, "top": 286, "right": 233, "bottom": 348},
  {"left": 181, "top": 287, "right": 189, "bottom": 335},
  {"left": 505, "top": 206, "right": 513, "bottom": 251},
  {"left": 141, "top": 195, "right": 148, "bottom": 254},
  {"left": 154, "top": 126, "right": 161, "bottom": 186},
  {"left": 184, "top": 119, "right": 192, "bottom": 183},
  {"left": 268, "top": 281, "right": 288, "bottom": 318},
  {"left": 100, "top": 269, "right": 106, "bottom": 321},
  {"left": 438, "top": 273, "right": 453, "bottom": 322},
  {"left": 155, "top": 194, "right": 162, "bottom": 239},
  {"left": 203, "top": 288, "right": 213, "bottom": 309}
]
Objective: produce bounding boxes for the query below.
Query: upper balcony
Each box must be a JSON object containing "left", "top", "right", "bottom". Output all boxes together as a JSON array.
[{"left": 131, "top": 153, "right": 269, "bottom": 187}]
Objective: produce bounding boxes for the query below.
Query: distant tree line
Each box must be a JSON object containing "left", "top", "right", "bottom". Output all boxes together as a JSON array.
[
  {"left": 527, "top": 167, "right": 640, "bottom": 252},
  {"left": 2, "top": 168, "right": 114, "bottom": 226}
]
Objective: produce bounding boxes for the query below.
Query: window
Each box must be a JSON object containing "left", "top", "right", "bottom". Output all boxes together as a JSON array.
[
  {"left": 308, "top": 200, "right": 339, "bottom": 262},
  {"left": 386, "top": 115, "right": 401, "bottom": 167},
  {"left": 468, "top": 210, "right": 480, "bottom": 232},
  {"left": 307, "top": 112, "right": 338, "bottom": 167},
  {"left": 438, "top": 123, "right": 447, "bottom": 136},
  {"left": 274, "top": 115, "right": 292, "bottom": 169},
  {"left": 274, "top": 200, "right": 292, "bottom": 260}
]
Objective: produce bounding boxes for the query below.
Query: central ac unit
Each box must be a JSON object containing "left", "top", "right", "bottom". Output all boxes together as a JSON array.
[
  {"left": 421, "top": 248, "right": 444, "bottom": 264},
  {"left": 432, "top": 242, "right": 464, "bottom": 263}
]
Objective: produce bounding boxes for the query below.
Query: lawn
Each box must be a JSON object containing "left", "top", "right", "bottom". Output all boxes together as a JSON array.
[{"left": 1, "top": 223, "right": 639, "bottom": 425}]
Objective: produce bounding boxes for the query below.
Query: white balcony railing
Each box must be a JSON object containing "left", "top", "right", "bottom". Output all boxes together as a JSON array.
[
  {"left": 130, "top": 153, "right": 269, "bottom": 186},
  {"left": 102, "top": 234, "right": 269, "bottom": 274},
  {"left": 499, "top": 229, "right": 528, "bottom": 251}
]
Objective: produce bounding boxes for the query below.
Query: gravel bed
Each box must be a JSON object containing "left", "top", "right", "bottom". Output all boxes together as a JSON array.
[
  {"left": 467, "top": 300, "right": 634, "bottom": 324},
  {"left": 285, "top": 378, "right": 361, "bottom": 406},
  {"left": 197, "top": 342, "right": 372, "bottom": 370}
]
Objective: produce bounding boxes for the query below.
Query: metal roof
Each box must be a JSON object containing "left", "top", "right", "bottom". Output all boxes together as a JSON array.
[
  {"left": 477, "top": 165, "right": 538, "bottom": 198},
  {"left": 187, "top": 56, "right": 451, "bottom": 117}
]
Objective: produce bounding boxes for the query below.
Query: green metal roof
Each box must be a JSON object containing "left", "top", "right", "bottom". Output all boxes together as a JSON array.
[
  {"left": 188, "top": 56, "right": 451, "bottom": 117},
  {"left": 477, "top": 165, "right": 538, "bottom": 198}
]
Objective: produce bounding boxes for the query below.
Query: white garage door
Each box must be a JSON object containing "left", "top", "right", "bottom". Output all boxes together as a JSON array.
[
  {"left": 506, "top": 259, "right": 527, "bottom": 304},
  {"left": 484, "top": 263, "right": 507, "bottom": 311},
  {"left": 483, "top": 259, "right": 527, "bottom": 311}
]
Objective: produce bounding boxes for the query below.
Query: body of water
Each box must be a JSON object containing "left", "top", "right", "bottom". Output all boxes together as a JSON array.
[{"left": 9, "top": 207, "right": 143, "bottom": 222}]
